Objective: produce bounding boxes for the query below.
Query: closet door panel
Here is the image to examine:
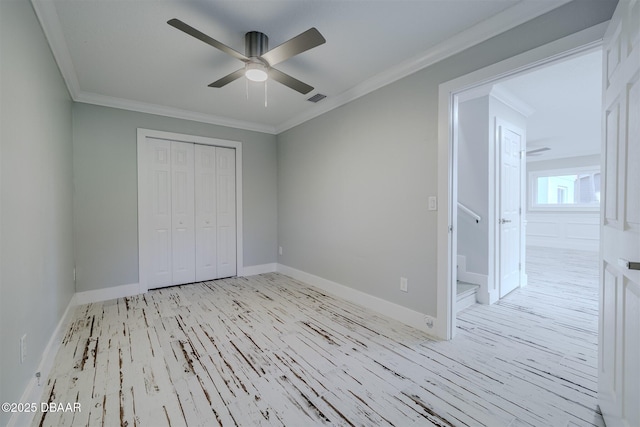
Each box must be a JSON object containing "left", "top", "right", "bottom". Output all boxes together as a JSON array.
[
  {"left": 195, "top": 144, "right": 217, "bottom": 282},
  {"left": 147, "top": 139, "right": 172, "bottom": 288},
  {"left": 216, "top": 147, "right": 236, "bottom": 278},
  {"left": 171, "top": 141, "right": 196, "bottom": 285}
]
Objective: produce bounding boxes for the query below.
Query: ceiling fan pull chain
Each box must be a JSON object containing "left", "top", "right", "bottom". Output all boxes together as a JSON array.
[{"left": 265, "top": 81, "right": 268, "bottom": 108}]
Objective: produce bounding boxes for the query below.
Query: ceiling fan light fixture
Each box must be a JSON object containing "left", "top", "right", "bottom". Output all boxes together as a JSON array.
[{"left": 245, "top": 62, "right": 268, "bottom": 82}]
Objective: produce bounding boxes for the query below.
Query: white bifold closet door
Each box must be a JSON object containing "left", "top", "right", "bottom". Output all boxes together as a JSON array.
[
  {"left": 194, "top": 144, "right": 236, "bottom": 281},
  {"left": 145, "top": 138, "right": 236, "bottom": 289},
  {"left": 171, "top": 141, "right": 196, "bottom": 285}
]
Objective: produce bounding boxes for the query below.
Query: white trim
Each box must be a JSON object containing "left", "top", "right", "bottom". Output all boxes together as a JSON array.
[
  {"left": 489, "top": 86, "right": 536, "bottom": 118},
  {"left": 241, "top": 263, "right": 277, "bottom": 276},
  {"left": 277, "top": 264, "right": 438, "bottom": 337},
  {"left": 31, "top": 0, "right": 567, "bottom": 135},
  {"left": 137, "top": 128, "right": 243, "bottom": 293},
  {"left": 7, "top": 296, "right": 77, "bottom": 427},
  {"left": 75, "top": 95, "right": 276, "bottom": 135},
  {"left": 75, "top": 282, "right": 141, "bottom": 305},
  {"left": 275, "top": 1, "right": 568, "bottom": 134},
  {"left": 437, "top": 22, "right": 608, "bottom": 340},
  {"left": 30, "top": 0, "right": 80, "bottom": 99}
]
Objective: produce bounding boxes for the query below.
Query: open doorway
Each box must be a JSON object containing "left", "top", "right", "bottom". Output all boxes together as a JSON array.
[
  {"left": 455, "top": 50, "right": 602, "bottom": 315},
  {"left": 435, "top": 23, "right": 608, "bottom": 340}
]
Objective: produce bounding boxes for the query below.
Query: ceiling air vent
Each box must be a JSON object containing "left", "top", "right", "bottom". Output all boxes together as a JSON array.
[{"left": 307, "top": 93, "right": 327, "bottom": 103}]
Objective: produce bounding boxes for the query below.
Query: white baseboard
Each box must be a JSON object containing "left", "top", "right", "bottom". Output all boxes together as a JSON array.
[
  {"left": 74, "top": 282, "right": 141, "bottom": 305},
  {"left": 7, "top": 295, "right": 77, "bottom": 427},
  {"left": 241, "top": 263, "right": 277, "bottom": 276},
  {"left": 74, "top": 265, "right": 283, "bottom": 305},
  {"left": 277, "top": 263, "right": 439, "bottom": 338}
]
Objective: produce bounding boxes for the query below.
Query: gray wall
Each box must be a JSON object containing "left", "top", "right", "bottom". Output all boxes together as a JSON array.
[
  {"left": 458, "top": 97, "right": 490, "bottom": 275},
  {"left": 73, "top": 103, "right": 278, "bottom": 292},
  {"left": 0, "top": 0, "right": 75, "bottom": 423},
  {"left": 277, "top": 0, "right": 616, "bottom": 317}
]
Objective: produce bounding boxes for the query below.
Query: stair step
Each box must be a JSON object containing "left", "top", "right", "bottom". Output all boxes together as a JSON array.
[
  {"left": 457, "top": 281, "right": 479, "bottom": 313},
  {"left": 457, "top": 281, "right": 479, "bottom": 299}
]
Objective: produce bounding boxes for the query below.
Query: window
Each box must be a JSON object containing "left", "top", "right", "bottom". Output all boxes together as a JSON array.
[{"left": 529, "top": 166, "right": 600, "bottom": 210}]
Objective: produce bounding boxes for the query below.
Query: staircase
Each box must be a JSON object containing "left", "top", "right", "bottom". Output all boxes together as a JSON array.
[{"left": 457, "top": 281, "right": 479, "bottom": 313}]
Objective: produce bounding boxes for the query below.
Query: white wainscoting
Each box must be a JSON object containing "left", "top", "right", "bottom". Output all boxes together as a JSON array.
[{"left": 526, "top": 212, "right": 600, "bottom": 252}]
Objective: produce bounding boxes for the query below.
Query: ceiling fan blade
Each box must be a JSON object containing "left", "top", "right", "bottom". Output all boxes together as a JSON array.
[
  {"left": 168, "top": 19, "right": 248, "bottom": 62},
  {"left": 268, "top": 68, "right": 314, "bottom": 94},
  {"left": 526, "top": 147, "right": 551, "bottom": 156},
  {"left": 208, "top": 69, "right": 245, "bottom": 88},
  {"left": 260, "top": 28, "right": 325, "bottom": 66}
]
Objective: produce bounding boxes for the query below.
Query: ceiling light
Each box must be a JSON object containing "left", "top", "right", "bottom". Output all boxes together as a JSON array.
[{"left": 245, "top": 62, "right": 268, "bottom": 82}]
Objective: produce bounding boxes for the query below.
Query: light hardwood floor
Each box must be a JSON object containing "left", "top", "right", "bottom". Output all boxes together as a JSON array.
[{"left": 32, "top": 247, "right": 601, "bottom": 427}]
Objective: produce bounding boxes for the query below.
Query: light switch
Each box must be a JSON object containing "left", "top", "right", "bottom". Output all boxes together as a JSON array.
[{"left": 428, "top": 196, "right": 437, "bottom": 211}]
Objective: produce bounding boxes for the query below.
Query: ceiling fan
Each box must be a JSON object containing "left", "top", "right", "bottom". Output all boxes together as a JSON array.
[
  {"left": 168, "top": 19, "right": 326, "bottom": 95},
  {"left": 526, "top": 147, "right": 551, "bottom": 156}
]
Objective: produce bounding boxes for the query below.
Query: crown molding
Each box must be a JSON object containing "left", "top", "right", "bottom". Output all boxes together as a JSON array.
[
  {"left": 275, "top": 0, "right": 569, "bottom": 133},
  {"left": 489, "top": 85, "right": 536, "bottom": 117},
  {"left": 31, "top": 0, "right": 80, "bottom": 99},
  {"left": 75, "top": 91, "right": 277, "bottom": 134},
  {"left": 32, "top": 0, "right": 568, "bottom": 135}
]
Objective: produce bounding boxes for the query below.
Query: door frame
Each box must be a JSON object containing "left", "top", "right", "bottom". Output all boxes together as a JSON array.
[
  {"left": 137, "top": 128, "right": 243, "bottom": 293},
  {"left": 436, "top": 23, "right": 607, "bottom": 340}
]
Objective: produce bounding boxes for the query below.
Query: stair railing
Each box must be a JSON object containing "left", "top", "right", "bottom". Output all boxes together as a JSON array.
[{"left": 458, "top": 202, "right": 481, "bottom": 223}]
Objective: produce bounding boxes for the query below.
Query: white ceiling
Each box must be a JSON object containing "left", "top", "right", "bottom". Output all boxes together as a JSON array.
[
  {"left": 33, "top": 0, "right": 569, "bottom": 134},
  {"left": 495, "top": 49, "right": 603, "bottom": 161}
]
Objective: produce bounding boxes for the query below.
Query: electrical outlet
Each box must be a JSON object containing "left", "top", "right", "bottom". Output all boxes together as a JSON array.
[
  {"left": 400, "top": 277, "right": 408, "bottom": 292},
  {"left": 278, "top": 246, "right": 283, "bottom": 256},
  {"left": 424, "top": 316, "right": 434, "bottom": 329},
  {"left": 20, "top": 334, "right": 27, "bottom": 363}
]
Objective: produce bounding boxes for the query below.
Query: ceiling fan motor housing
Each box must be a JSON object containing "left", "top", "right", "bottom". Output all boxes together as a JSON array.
[{"left": 245, "top": 31, "right": 269, "bottom": 59}]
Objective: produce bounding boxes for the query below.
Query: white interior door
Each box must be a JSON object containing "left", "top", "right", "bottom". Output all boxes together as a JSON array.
[
  {"left": 599, "top": 1, "right": 640, "bottom": 425},
  {"left": 497, "top": 119, "right": 525, "bottom": 298},
  {"left": 170, "top": 141, "right": 195, "bottom": 285},
  {"left": 216, "top": 147, "right": 237, "bottom": 278},
  {"left": 146, "top": 138, "right": 173, "bottom": 288},
  {"left": 195, "top": 144, "right": 217, "bottom": 282}
]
